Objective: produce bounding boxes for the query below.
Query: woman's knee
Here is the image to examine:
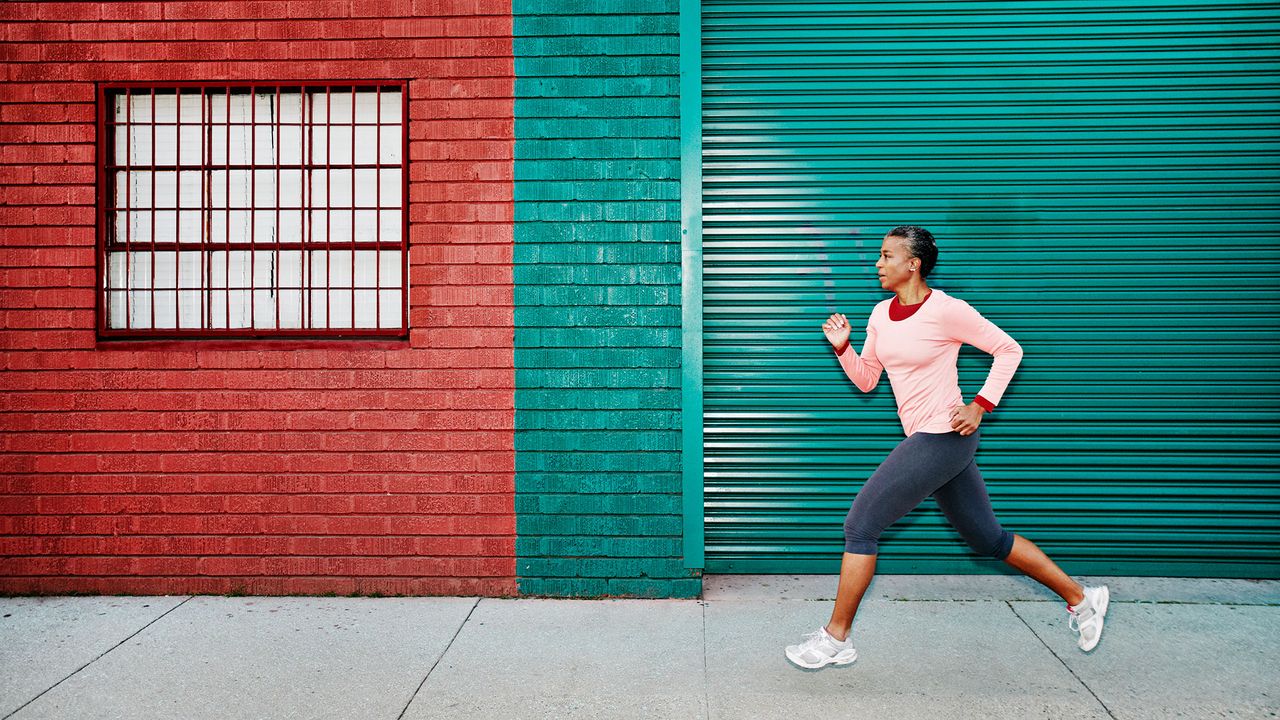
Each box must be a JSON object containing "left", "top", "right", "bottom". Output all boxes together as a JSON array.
[
  {"left": 842, "top": 510, "right": 882, "bottom": 555},
  {"left": 966, "top": 527, "right": 1015, "bottom": 560}
]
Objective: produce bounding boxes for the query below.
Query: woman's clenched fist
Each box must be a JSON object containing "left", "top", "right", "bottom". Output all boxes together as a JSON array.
[{"left": 822, "top": 313, "right": 851, "bottom": 352}]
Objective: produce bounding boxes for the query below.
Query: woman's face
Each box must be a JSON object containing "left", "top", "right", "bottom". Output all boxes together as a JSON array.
[{"left": 875, "top": 234, "right": 916, "bottom": 291}]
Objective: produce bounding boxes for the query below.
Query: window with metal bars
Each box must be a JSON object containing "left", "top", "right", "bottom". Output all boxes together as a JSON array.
[{"left": 97, "top": 83, "right": 408, "bottom": 338}]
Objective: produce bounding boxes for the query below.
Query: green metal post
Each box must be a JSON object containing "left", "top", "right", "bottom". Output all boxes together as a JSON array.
[{"left": 680, "top": 0, "right": 704, "bottom": 570}]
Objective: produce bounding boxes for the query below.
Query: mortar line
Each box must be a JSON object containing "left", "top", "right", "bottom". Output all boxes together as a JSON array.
[
  {"left": 2, "top": 595, "right": 195, "bottom": 720},
  {"left": 1005, "top": 600, "right": 1118, "bottom": 720},
  {"left": 396, "top": 597, "right": 480, "bottom": 720}
]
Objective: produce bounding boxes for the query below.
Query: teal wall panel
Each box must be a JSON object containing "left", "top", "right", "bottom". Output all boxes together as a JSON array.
[
  {"left": 700, "top": 0, "right": 1280, "bottom": 577},
  {"left": 514, "top": 1, "right": 700, "bottom": 597}
]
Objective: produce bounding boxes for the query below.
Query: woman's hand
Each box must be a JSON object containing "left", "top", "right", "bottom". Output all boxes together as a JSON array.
[
  {"left": 950, "top": 403, "right": 985, "bottom": 436},
  {"left": 822, "top": 313, "right": 851, "bottom": 351}
]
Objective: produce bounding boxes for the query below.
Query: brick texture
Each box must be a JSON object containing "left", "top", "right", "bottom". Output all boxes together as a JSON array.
[
  {"left": 0, "top": 1, "right": 517, "bottom": 597},
  {"left": 512, "top": 0, "right": 699, "bottom": 599}
]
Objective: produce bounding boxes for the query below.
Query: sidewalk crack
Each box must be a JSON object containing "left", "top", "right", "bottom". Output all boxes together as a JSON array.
[
  {"left": 1005, "top": 600, "right": 1117, "bottom": 720},
  {"left": 701, "top": 600, "right": 710, "bottom": 720},
  {"left": 396, "top": 597, "right": 479, "bottom": 720},
  {"left": 2, "top": 595, "right": 195, "bottom": 720}
]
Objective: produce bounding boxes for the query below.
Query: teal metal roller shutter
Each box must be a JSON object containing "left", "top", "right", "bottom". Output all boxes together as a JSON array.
[{"left": 700, "top": 1, "right": 1280, "bottom": 577}]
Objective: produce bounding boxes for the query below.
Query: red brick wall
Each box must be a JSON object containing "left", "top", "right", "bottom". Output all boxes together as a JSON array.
[{"left": 0, "top": 1, "right": 516, "bottom": 596}]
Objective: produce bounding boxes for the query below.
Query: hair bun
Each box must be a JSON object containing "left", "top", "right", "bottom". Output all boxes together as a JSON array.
[{"left": 887, "top": 225, "right": 938, "bottom": 278}]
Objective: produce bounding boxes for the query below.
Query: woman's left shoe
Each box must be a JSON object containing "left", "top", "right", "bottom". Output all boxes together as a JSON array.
[
  {"left": 1067, "top": 585, "right": 1110, "bottom": 652},
  {"left": 785, "top": 626, "right": 858, "bottom": 669}
]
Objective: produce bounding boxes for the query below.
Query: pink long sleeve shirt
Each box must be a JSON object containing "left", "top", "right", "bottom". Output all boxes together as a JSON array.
[{"left": 834, "top": 288, "right": 1023, "bottom": 437}]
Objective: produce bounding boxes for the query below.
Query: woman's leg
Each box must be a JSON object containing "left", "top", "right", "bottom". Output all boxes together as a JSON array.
[
  {"left": 824, "top": 552, "right": 876, "bottom": 641},
  {"left": 1003, "top": 534, "right": 1084, "bottom": 606},
  {"left": 827, "top": 431, "right": 980, "bottom": 641},
  {"left": 932, "top": 459, "right": 1085, "bottom": 606}
]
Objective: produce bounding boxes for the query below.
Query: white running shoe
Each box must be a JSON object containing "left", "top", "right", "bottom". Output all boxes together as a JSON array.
[
  {"left": 785, "top": 626, "right": 858, "bottom": 669},
  {"left": 1067, "top": 585, "right": 1110, "bottom": 652}
]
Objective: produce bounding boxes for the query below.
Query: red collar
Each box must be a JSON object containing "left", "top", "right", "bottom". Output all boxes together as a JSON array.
[{"left": 889, "top": 290, "right": 932, "bottom": 321}]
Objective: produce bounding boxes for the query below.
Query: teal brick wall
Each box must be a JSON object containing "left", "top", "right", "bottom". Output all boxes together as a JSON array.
[{"left": 513, "top": 0, "right": 699, "bottom": 598}]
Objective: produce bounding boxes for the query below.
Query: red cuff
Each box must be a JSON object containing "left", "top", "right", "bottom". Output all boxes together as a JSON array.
[
  {"left": 834, "top": 342, "right": 850, "bottom": 355},
  {"left": 974, "top": 395, "right": 995, "bottom": 413}
]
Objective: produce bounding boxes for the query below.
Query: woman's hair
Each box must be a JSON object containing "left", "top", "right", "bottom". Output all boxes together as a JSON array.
[{"left": 886, "top": 225, "right": 938, "bottom": 278}]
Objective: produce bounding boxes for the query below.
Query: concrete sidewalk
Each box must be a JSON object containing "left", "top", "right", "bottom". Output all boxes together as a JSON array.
[{"left": 1, "top": 575, "right": 1277, "bottom": 720}]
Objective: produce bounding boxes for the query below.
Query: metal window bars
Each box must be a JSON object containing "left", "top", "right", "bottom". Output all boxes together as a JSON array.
[{"left": 98, "top": 83, "right": 408, "bottom": 338}]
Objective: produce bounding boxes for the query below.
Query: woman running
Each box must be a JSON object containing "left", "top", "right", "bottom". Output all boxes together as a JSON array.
[{"left": 785, "top": 225, "right": 1109, "bottom": 670}]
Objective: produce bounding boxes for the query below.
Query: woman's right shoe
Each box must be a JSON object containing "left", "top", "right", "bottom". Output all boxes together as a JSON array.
[
  {"left": 1067, "top": 585, "right": 1110, "bottom": 652},
  {"left": 785, "top": 626, "right": 858, "bottom": 669}
]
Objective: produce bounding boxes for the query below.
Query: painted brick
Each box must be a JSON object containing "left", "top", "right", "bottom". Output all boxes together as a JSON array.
[
  {"left": 1, "top": 2, "right": 516, "bottom": 598},
  {"left": 517, "top": 138, "right": 678, "bottom": 159},
  {"left": 515, "top": 368, "right": 679, "bottom": 392},
  {"left": 36, "top": 3, "right": 101, "bottom": 21},
  {"left": 516, "top": 473, "right": 680, "bottom": 495},
  {"left": 515, "top": 158, "right": 678, "bottom": 182},
  {"left": 517, "top": 14, "right": 674, "bottom": 37},
  {"left": 517, "top": 388, "right": 680, "bottom": 412},
  {"left": 513, "top": 0, "right": 693, "bottom": 599},
  {"left": 532, "top": 493, "right": 681, "bottom": 515},
  {"left": 519, "top": 557, "right": 685, "bottom": 579},
  {"left": 515, "top": 35, "right": 673, "bottom": 57},
  {"left": 518, "top": 55, "right": 677, "bottom": 79},
  {"left": 515, "top": 347, "right": 681, "bottom": 372},
  {"left": 521, "top": 0, "right": 673, "bottom": 14},
  {"left": 607, "top": 577, "right": 700, "bottom": 599},
  {"left": 349, "top": 0, "right": 412, "bottom": 17},
  {"left": 514, "top": 178, "right": 679, "bottom": 202},
  {"left": 516, "top": 576, "right": 609, "bottom": 597},
  {"left": 286, "top": 1, "right": 352, "bottom": 19},
  {"left": 99, "top": 3, "right": 166, "bottom": 21},
  {"left": 606, "top": 537, "right": 683, "bottom": 557},
  {"left": 516, "top": 98, "right": 676, "bottom": 120}
]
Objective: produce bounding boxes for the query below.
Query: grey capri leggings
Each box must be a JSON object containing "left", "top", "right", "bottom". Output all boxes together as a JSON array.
[{"left": 843, "top": 429, "right": 1016, "bottom": 560}]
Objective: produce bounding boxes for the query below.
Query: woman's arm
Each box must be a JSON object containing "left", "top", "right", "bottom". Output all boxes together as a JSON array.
[
  {"left": 834, "top": 321, "right": 883, "bottom": 393},
  {"left": 945, "top": 298, "right": 1023, "bottom": 409}
]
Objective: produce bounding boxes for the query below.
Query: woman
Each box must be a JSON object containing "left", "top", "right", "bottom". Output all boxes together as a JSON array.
[{"left": 784, "top": 225, "right": 1109, "bottom": 670}]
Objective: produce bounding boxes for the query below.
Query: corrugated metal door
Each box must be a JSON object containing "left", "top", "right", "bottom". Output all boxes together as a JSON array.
[{"left": 701, "top": 0, "right": 1280, "bottom": 576}]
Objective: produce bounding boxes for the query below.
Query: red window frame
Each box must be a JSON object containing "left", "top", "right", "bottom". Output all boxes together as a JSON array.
[{"left": 95, "top": 81, "right": 410, "bottom": 340}]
